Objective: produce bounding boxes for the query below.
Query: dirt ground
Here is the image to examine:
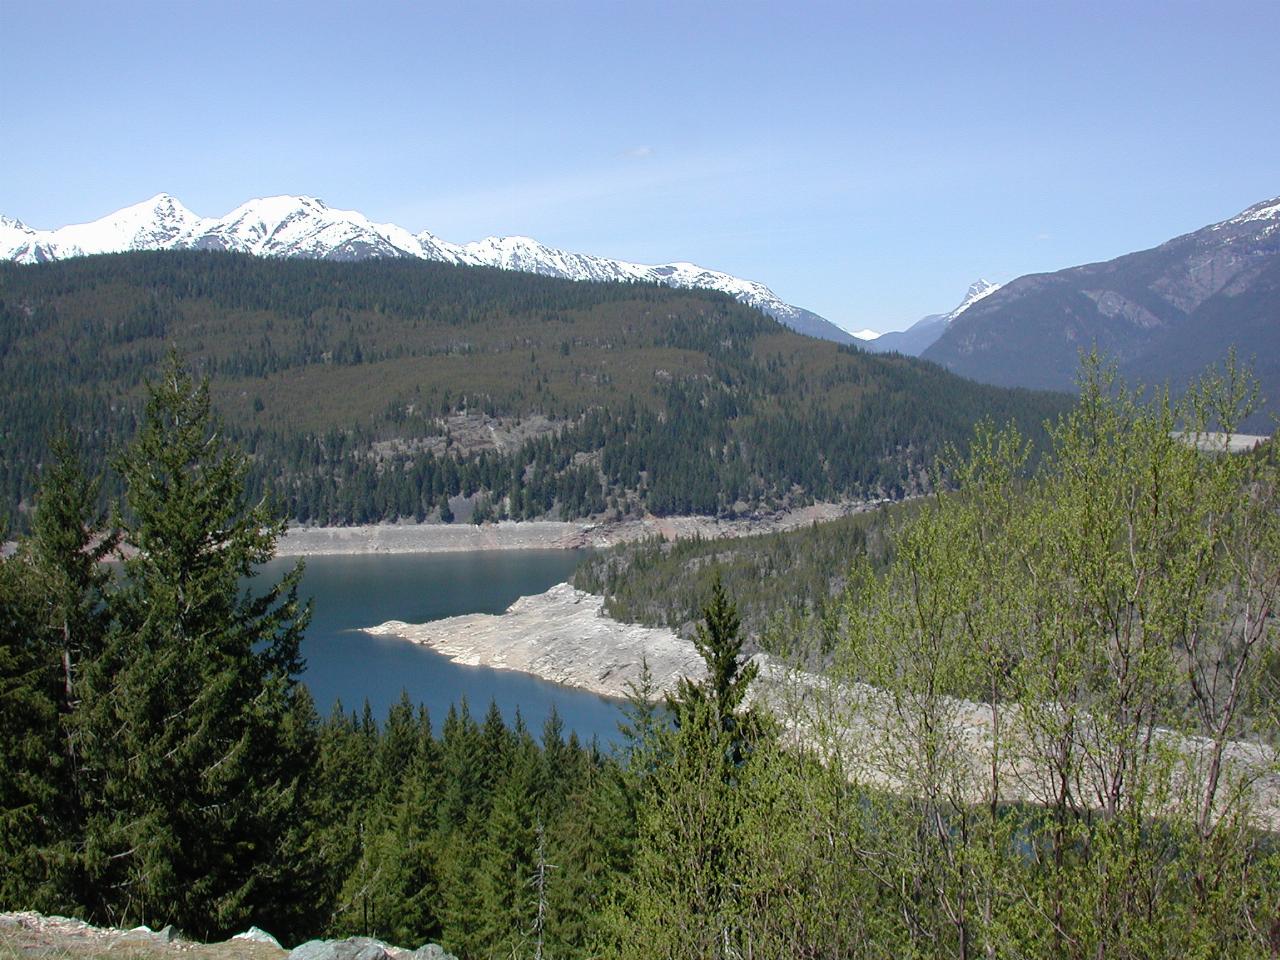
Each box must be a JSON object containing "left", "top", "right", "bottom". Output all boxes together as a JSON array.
[{"left": 0, "top": 913, "right": 285, "bottom": 960}]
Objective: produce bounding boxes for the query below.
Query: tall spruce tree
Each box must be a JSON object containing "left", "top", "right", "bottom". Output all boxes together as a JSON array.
[
  {"left": 667, "top": 573, "right": 759, "bottom": 766},
  {"left": 0, "top": 436, "right": 117, "bottom": 911},
  {"left": 75, "top": 352, "right": 317, "bottom": 938},
  {"left": 0, "top": 527, "right": 63, "bottom": 910},
  {"left": 613, "top": 578, "right": 767, "bottom": 958},
  {"left": 25, "top": 436, "right": 118, "bottom": 909}
]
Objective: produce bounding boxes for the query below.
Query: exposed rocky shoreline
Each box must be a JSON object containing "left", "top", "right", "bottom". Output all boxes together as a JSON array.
[
  {"left": 276, "top": 500, "right": 868, "bottom": 557},
  {"left": 363, "top": 582, "right": 703, "bottom": 701},
  {"left": 276, "top": 520, "right": 587, "bottom": 557}
]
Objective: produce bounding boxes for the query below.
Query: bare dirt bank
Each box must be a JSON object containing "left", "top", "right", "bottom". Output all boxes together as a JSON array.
[
  {"left": 276, "top": 500, "right": 872, "bottom": 557},
  {"left": 276, "top": 520, "right": 587, "bottom": 556},
  {"left": 362, "top": 582, "right": 701, "bottom": 700}
]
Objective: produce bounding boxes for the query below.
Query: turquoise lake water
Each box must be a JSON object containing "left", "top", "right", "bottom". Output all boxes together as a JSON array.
[{"left": 254, "top": 550, "right": 627, "bottom": 746}]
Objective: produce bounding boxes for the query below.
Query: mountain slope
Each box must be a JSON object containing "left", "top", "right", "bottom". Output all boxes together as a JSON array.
[
  {"left": 0, "top": 251, "right": 1066, "bottom": 527},
  {"left": 0, "top": 194, "right": 856, "bottom": 343},
  {"left": 921, "top": 198, "right": 1280, "bottom": 426},
  {"left": 862, "top": 279, "right": 1001, "bottom": 356}
]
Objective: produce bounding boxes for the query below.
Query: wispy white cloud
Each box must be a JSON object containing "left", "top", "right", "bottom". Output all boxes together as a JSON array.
[{"left": 624, "top": 145, "right": 654, "bottom": 159}]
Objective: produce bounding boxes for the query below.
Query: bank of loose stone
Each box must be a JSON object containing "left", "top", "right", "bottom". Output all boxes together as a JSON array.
[{"left": 363, "top": 582, "right": 704, "bottom": 700}]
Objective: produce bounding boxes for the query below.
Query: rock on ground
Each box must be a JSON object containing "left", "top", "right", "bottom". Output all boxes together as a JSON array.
[
  {"left": 289, "top": 938, "right": 456, "bottom": 960},
  {"left": 0, "top": 913, "right": 456, "bottom": 960},
  {"left": 233, "top": 926, "right": 283, "bottom": 947}
]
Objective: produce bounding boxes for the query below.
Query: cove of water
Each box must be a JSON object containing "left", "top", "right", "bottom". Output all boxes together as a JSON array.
[{"left": 254, "top": 550, "right": 626, "bottom": 746}]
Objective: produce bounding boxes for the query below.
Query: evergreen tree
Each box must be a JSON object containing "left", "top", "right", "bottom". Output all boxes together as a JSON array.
[
  {"left": 668, "top": 574, "right": 759, "bottom": 766},
  {"left": 474, "top": 731, "right": 541, "bottom": 956},
  {"left": 25, "top": 434, "right": 117, "bottom": 722},
  {"left": 0, "top": 436, "right": 116, "bottom": 910},
  {"left": 75, "top": 352, "right": 317, "bottom": 937},
  {"left": 613, "top": 579, "right": 767, "bottom": 958},
  {"left": 0, "top": 530, "right": 63, "bottom": 910},
  {"left": 374, "top": 706, "right": 444, "bottom": 945}
]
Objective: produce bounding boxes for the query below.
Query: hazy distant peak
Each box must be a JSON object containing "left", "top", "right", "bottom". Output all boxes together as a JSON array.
[
  {"left": 920, "top": 194, "right": 1280, "bottom": 431},
  {"left": 856, "top": 278, "right": 1002, "bottom": 356}
]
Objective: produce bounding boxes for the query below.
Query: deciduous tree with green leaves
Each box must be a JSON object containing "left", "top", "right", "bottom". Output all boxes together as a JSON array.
[{"left": 830, "top": 354, "right": 1280, "bottom": 958}]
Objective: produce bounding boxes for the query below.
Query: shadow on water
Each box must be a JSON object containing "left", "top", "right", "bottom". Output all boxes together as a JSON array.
[{"left": 254, "top": 549, "right": 627, "bottom": 746}]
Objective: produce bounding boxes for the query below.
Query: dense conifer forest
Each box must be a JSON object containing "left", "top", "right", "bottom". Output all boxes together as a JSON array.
[
  {"left": 3, "top": 353, "right": 1278, "bottom": 958},
  {"left": 0, "top": 251, "right": 1066, "bottom": 529}
]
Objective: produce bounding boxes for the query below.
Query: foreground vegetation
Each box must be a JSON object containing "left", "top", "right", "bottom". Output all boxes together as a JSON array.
[
  {"left": 0, "top": 251, "right": 1064, "bottom": 528},
  {"left": 2, "top": 355, "right": 1278, "bottom": 958}
]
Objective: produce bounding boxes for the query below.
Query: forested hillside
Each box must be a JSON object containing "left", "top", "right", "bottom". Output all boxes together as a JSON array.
[
  {"left": 4, "top": 355, "right": 1277, "bottom": 958},
  {"left": 573, "top": 499, "right": 923, "bottom": 661},
  {"left": 0, "top": 251, "right": 1066, "bottom": 527}
]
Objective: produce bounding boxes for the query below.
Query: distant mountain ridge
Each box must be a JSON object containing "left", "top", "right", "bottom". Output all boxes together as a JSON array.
[
  {"left": 920, "top": 196, "right": 1280, "bottom": 428},
  {"left": 859, "top": 279, "right": 1001, "bottom": 355},
  {"left": 0, "top": 194, "right": 856, "bottom": 344}
]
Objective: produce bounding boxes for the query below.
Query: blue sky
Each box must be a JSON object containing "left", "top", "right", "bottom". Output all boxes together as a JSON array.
[{"left": 3, "top": 1, "right": 1277, "bottom": 333}]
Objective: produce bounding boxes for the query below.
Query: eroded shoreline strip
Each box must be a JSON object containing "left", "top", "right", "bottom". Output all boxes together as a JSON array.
[
  {"left": 361, "top": 582, "right": 704, "bottom": 701},
  {"left": 275, "top": 501, "right": 868, "bottom": 557}
]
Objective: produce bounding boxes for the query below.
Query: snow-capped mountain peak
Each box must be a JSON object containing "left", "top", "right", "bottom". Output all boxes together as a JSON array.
[
  {"left": 851, "top": 328, "right": 882, "bottom": 341},
  {"left": 0, "top": 216, "right": 38, "bottom": 262},
  {"left": 1, "top": 194, "right": 857, "bottom": 342},
  {"left": 71, "top": 192, "right": 202, "bottom": 252},
  {"left": 0, "top": 193, "right": 206, "bottom": 262},
  {"left": 947, "top": 278, "right": 1001, "bottom": 320},
  {"left": 185, "top": 195, "right": 430, "bottom": 261}
]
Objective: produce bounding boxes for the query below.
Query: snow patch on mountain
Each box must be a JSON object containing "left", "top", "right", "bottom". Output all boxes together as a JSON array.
[
  {"left": 851, "top": 328, "right": 882, "bottom": 341},
  {"left": 1222, "top": 197, "right": 1280, "bottom": 226},
  {"left": 946, "top": 278, "right": 1001, "bottom": 320}
]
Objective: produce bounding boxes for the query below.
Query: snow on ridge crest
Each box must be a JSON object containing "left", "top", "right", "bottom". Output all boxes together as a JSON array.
[
  {"left": 1228, "top": 198, "right": 1280, "bottom": 225},
  {"left": 1, "top": 194, "right": 821, "bottom": 332},
  {"left": 947, "top": 278, "right": 1001, "bottom": 320}
]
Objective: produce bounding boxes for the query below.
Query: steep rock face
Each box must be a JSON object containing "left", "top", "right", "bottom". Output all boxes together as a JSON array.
[
  {"left": 921, "top": 199, "right": 1280, "bottom": 425},
  {"left": 862, "top": 279, "right": 1001, "bottom": 356},
  {"left": 0, "top": 195, "right": 854, "bottom": 342}
]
